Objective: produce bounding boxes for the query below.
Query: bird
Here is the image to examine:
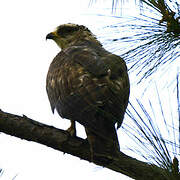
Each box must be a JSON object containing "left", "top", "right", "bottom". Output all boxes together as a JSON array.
[{"left": 46, "top": 23, "right": 130, "bottom": 163}]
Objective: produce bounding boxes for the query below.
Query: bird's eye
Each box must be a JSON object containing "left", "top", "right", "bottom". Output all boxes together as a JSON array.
[{"left": 57, "top": 26, "right": 79, "bottom": 36}]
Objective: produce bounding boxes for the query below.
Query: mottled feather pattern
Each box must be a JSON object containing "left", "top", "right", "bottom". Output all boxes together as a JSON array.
[
  {"left": 46, "top": 41, "right": 129, "bottom": 138},
  {"left": 46, "top": 24, "right": 130, "bottom": 161}
]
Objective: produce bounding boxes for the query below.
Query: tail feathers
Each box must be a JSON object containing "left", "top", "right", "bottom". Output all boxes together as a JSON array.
[{"left": 85, "top": 124, "right": 119, "bottom": 163}]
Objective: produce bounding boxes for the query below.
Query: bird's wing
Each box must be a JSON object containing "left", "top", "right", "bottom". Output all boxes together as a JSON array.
[
  {"left": 68, "top": 45, "right": 128, "bottom": 79},
  {"left": 70, "top": 46, "right": 130, "bottom": 128},
  {"left": 68, "top": 46, "right": 109, "bottom": 77}
]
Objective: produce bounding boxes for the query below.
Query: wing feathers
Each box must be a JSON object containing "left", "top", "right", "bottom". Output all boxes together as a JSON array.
[{"left": 46, "top": 43, "right": 130, "bottom": 133}]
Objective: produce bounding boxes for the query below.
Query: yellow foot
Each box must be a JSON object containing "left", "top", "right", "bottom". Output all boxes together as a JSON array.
[{"left": 67, "top": 126, "right": 76, "bottom": 137}]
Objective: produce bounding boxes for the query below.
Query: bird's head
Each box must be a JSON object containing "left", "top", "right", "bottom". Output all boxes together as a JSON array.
[{"left": 46, "top": 23, "right": 100, "bottom": 49}]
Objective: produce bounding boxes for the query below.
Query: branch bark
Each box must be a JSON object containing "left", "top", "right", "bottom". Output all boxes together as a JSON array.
[{"left": 0, "top": 110, "right": 167, "bottom": 180}]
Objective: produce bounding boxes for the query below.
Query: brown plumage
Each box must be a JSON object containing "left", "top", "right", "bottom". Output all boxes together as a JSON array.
[{"left": 46, "top": 23, "right": 130, "bottom": 162}]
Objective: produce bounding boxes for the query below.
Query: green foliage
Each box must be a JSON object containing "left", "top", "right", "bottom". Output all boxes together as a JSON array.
[{"left": 122, "top": 74, "right": 180, "bottom": 178}]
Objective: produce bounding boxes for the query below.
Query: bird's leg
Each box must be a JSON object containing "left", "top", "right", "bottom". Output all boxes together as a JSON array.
[{"left": 67, "top": 120, "right": 76, "bottom": 137}]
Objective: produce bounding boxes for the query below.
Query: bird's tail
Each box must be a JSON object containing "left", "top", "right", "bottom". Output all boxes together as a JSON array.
[{"left": 85, "top": 119, "right": 120, "bottom": 163}]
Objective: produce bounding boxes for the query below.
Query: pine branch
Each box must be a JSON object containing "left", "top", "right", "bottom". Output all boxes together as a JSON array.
[
  {"left": 142, "top": 0, "right": 180, "bottom": 34},
  {"left": 0, "top": 109, "right": 168, "bottom": 180}
]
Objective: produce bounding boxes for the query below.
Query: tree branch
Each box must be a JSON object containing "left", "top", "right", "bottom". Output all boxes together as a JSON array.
[{"left": 0, "top": 110, "right": 167, "bottom": 180}]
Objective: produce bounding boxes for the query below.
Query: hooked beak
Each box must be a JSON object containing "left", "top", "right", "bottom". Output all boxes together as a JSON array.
[{"left": 46, "top": 32, "right": 57, "bottom": 40}]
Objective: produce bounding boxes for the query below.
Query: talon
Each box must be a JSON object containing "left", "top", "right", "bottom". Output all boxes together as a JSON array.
[
  {"left": 67, "top": 120, "right": 76, "bottom": 137},
  {"left": 67, "top": 126, "right": 76, "bottom": 136}
]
